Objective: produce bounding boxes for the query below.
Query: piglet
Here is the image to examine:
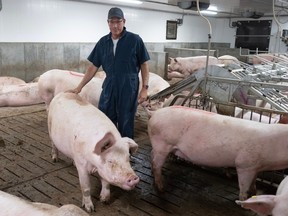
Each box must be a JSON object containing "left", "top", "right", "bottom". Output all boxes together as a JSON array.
[
  {"left": 0, "top": 190, "right": 89, "bottom": 216},
  {"left": 236, "top": 176, "right": 288, "bottom": 216},
  {"left": 48, "top": 92, "right": 140, "bottom": 212}
]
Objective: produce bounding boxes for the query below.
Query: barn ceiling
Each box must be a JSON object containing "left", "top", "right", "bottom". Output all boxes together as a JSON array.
[
  {"left": 147, "top": 0, "right": 288, "bottom": 18},
  {"left": 74, "top": 0, "right": 288, "bottom": 19}
]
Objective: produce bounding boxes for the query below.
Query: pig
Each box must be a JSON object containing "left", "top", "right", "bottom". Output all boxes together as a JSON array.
[
  {"left": 236, "top": 176, "right": 288, "bottom": 216},
  {"left": 249, "top": 54, "right": 275, "bottom": 65},
  {"left": 167, "top": 56, "right": 219, "bottom": 79},
  {"left": 48, "top": 92, "right": 140, "bottom": 212},
  {"left": 0, "top": 76, "right": 25, "bottom": 87},
  {"left": 148, "top": 106, "right": 288, "bottom": 201},
  {"left": 143, "top": 72, "right": 170, "bottom": 96},
  {"left": 234, "top": 107, "right": 280, "bottom": 124},
  {"left": 0, "top": 82, "right": 44, "bottom": 107},
  {"left": 38, "top": 69, "right": 103, "bottom": 110},
  {"left": 217, "top": 55, "right": 240, "bottom": 66},
  {"left": 0, "top": 190, "right": 89, "bottom": 216},
  {"left": 38, "top": 69, "right": 169, "bottom": 110}
]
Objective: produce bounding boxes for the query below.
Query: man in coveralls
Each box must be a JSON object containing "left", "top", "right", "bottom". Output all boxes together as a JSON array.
[{"left": 69, "top": 7, "right": 150, "bottom": 139}]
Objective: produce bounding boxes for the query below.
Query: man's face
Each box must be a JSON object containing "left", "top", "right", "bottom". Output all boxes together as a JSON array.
[{"left": 108, "top": 17, "right": 125, "bottom": 39}]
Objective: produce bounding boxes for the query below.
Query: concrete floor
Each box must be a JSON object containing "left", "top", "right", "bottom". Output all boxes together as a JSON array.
[{"left": 0, "top": 104, "right": 274, "bottom": 215}]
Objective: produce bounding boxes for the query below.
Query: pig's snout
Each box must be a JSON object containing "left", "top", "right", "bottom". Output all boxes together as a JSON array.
[{"left": 127, "top": 175, "right": 140, "bottom": 188}]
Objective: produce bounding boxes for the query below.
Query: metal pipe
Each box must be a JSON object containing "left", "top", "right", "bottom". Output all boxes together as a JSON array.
[{"left": 196, "top": 0, "right": 212, "bottom": 98}]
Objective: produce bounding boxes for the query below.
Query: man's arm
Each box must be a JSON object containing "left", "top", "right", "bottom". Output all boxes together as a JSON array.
[{"left": 138, "top": 61, "right": 149, "bottom": 104}]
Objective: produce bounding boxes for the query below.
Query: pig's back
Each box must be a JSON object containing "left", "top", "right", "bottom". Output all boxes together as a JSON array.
[
  {"left": 149, "top": 106, "right": 281, "bottom": 147},
  {"left": 49, "top": 92, "right": 111, "bottom": 129},
  {"left": 48, "top": 92, "right": 116, "bottom": 156}
]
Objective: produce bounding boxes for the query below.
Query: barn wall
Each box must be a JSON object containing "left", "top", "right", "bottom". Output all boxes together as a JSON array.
[
  {"left": 0, "top": 0, "right": 234, "bottom": 44},
  {"left": 0, "top": 42, "right": 170, "bottom": 81},
  {"left": 0, "top": 41, "right": 248, "bottom": 82}
]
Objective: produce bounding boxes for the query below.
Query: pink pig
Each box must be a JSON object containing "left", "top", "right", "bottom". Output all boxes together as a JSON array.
[
  {"left": 167, "top": 56, "right": 219, "bottom": 79},
  {"left": 0, "top": 76, "right": 25, "bottom": 87},
  {"left": 148, "top": 106, "right": 288, "bottom": 200},
  {"left": 38, "top": 69, "right": 103, "bottom": 110},
  {"left": 0, "top": 83, "right": 44, "bottom": 107},
  {"left": 48, "top": 92, "right": 140, "bottom": 212},
  {"left": 236, "top": 176, "right": 288, "bottom": 216},
  {"left": 38, "top": 69, "right": 169, "bottom": 110},
  {"left": 0, "top": 191, "right": 89, "bottom": 216}
]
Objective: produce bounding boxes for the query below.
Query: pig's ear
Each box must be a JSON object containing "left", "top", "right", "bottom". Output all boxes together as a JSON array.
[
  {"left": 168, "top": 57, "right": 172, "bottom": 63},
  {"left": 94, "top": 132, "right": 115, "bottom": 155},
  {"left": 123, "top": 137, "right": 138, "bottom": 154},
  {"left": 235, "top": 195, "right": 276, "bottom": 215}
]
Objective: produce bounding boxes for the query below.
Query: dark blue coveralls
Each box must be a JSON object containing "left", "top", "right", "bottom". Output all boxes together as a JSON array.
[{"left": 87, "top": 27, "right": 150, "bottom": 139}]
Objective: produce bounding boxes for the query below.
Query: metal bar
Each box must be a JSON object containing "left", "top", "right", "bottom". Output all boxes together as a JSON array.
[
  {"left": 149, "top": 74, "right": 198, "bottom": 100},
  {"left": 207, "top": 76, "right": 288, "bottom": 90}
]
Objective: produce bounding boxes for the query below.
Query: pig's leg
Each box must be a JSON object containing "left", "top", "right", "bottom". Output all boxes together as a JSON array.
[
  {"left": 248, "top": 175, "right": 257, "bottom": 196},
  {"left": 151, "top": 148, "right": 170, "bottom": 191},
  {"left": 76, "top": 166, "right": 94, "bottom": 212},
  {"left": 100, "top": 179, "right": 110, "bottom": 202},
  {"left": 236, "top": 168, "right": 257, "bottom": 200},
  {"left": 51, "top": 141, "right": 58, "bottom": 162}
]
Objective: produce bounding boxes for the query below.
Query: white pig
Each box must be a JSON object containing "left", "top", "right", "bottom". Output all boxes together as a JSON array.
[
  {"left": 236, "top": 176, "right": 288, "bottom": 216},
  {"left": 234, "top": 107, "right": 280, "bottom": 124},
  {"left": 249, "top": 54, "right": 275, "bottom": 65},
  {"left": 217, "top": 55, "right": 240, "bottom": 66},
  {"left": 148, "top": 106, "right": 288, "bottom": 201},
  {"left": 0, "top": 76, "right": 25, "bottom": 88},
  {"left": 38, "top": 69, "right": 103, "bottom": 109},
  {"left": 167, "top": 56, "right": 219, "bottom": 79},
  {"left": 143, "top": 72, "right": 170, "bottom": 96},
  {"left": 0, "top": 83, "right": 44, "bottom": 107},
  {"left": 48, "top": 92, "right": 140, "bottom": 212},
  {"left": 38, "top": 69, "right": 169, "bottom": 110},
  {"left": 0, "top": 190, "right": 89, "bottom": 216}
]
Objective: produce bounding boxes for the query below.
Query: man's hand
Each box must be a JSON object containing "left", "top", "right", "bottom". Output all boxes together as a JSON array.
[
  {"left": 65, "top": 87, "right": 81, "bottom": 94},
  {"left": 138, "top": 88, "right": 148, "bottom": 104}
]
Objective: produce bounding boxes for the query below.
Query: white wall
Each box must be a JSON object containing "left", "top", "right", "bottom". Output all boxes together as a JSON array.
[
  {"left": 0, "top": 0, "right": 233, "bottom": 44},
  {"left": 0, "top": 0, "right": 287, "bottom": 52}
]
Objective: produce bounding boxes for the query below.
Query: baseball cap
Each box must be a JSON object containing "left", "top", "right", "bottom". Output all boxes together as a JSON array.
[{"left": 108, "top": 7, "right": 124, "bottom": 19}]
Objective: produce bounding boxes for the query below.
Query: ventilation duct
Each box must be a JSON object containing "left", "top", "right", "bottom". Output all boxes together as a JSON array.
[{"left": 177, "top": 0, "right": 210, "bottom": 11}]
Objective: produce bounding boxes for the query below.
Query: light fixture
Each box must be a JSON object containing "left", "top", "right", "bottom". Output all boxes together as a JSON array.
[
  {"left": 113, "top": 0, "right": 143, "bottom": 4},
  {"left": 201, "top": 10, "right": 217, "bottom": 15},
  {"left": 201, "top": 5, "right": 218, "bottom": 15}
]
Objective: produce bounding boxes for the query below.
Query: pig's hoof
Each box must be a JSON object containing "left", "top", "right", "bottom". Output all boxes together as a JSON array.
[
  {"left": 100, "top": 195, "right": 110, "bottom": 204},
  {"left": 82, "top": 202, "right": 95, "bottom": 212},
  {"left": 100, "top": 199, "right": 110, "bottom": 205},
  {"left": 52, "top": 156, "right": 58, "bottom": 163},
  {"left": 154, "top": 183, "right": 164, "bottom": 192}
]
